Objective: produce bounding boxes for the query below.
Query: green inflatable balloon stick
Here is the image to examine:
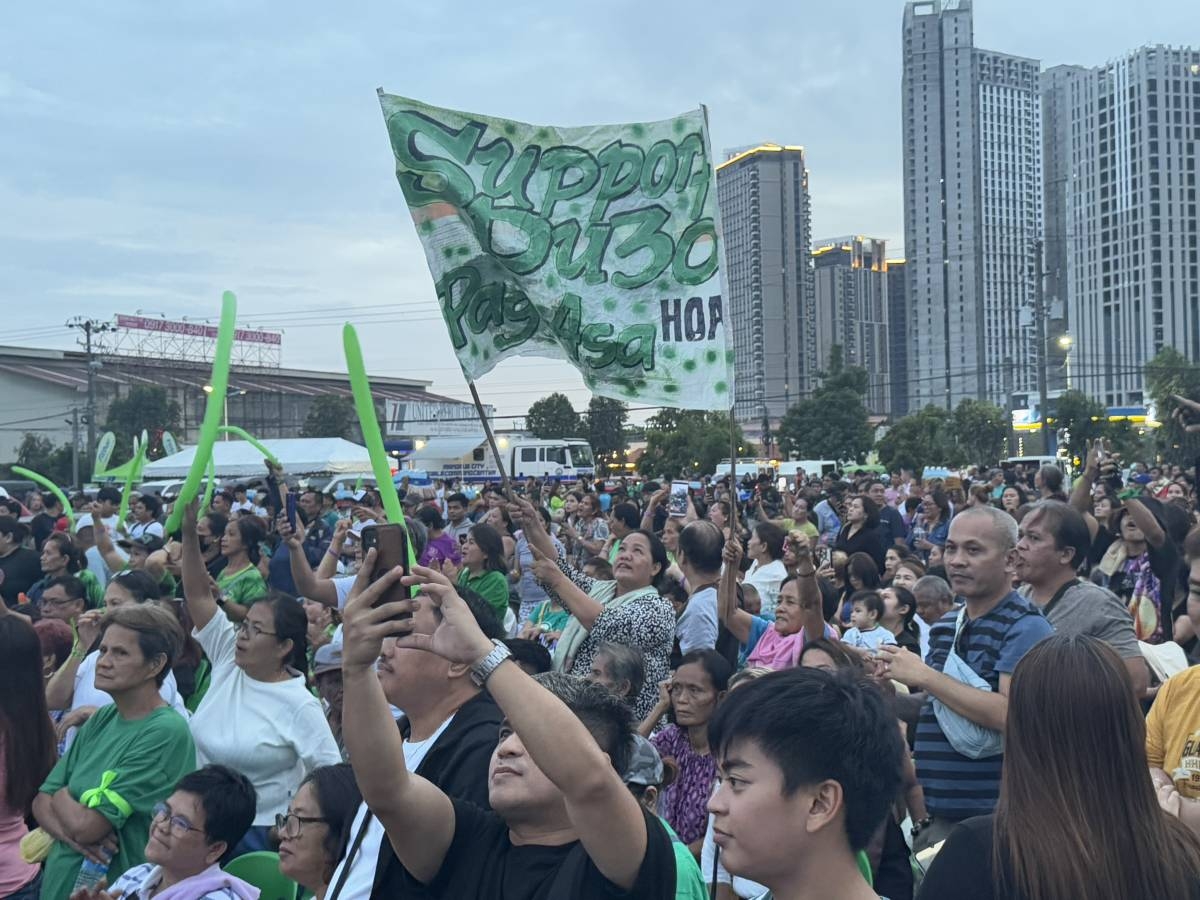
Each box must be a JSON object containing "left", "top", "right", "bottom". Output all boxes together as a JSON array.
[
  {"left": 216, "top": 426, "right": 281, "bottom": 467},
  {"left": 342, "top": 324, "right": 417, "bottom": 576},
  {"left": 11, "top": 466, "right": 75, "bottom": 529},
  {"left": 116, "top": 436, "right": 144, "bottom": 536},
  {"left": 165, "top": 291, "right": 236, "bottom": 533}
]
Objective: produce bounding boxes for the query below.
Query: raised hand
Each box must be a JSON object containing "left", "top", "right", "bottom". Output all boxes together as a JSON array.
[
  {"left": 276, "top": 513, "right": 302, "bottom": 549},
  {"left": 331, "top": 517, "right": 353, "bottom": 549},
  {"left": 439, "top": 557, "right": 461, "bottom": 582},
  {"left": 180, "top": 499, "right": 200, "bottom": 537},
  {"left": 76, "top": 609, "right": 105, "bottom": 651},
  {"left": 528, "top": 544, "right": 561, "bottom": 584},
  {"left": 394, "top": 565, "right": 495, "bottom": 665},
  {"left": 1173, "top": 395, "right": 1200, "bottom": 433}
]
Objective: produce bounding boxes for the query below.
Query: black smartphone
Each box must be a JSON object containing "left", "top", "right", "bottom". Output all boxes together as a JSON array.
[
  {"left": 285, "top": 493, "right": 297, "bottom": 529},
  {"left": 360, "top": 523, "right": 412, "bottom": 618}
]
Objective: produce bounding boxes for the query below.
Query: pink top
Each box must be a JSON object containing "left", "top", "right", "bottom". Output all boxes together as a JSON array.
[
  {"left": 746, "top": 622, "right": 838, "bottom": 671},
  {"left": 0, "top": 741, "right": 39, "bottom": 896}
]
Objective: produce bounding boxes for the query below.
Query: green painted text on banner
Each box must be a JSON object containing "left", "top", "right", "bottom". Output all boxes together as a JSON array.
[{"left": 378, "top": 91, "right": 734, "bottom": 410}]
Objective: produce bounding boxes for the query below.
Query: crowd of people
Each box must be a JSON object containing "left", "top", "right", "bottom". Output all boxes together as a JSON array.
[{"left": 2, "top": 438, "right": 1200, "bottom": 899}]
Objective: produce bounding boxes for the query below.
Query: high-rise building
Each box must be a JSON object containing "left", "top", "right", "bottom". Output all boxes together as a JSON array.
[
  {"left": 716, "top": 144, "right": 815, "bottom": 428},
  {"left": 886, "top": 259, "right": 910, "bottom": 415},
  {"left": 902, "top": 0, "right": 1043, "bottom": 409},
  {"left": 1043, "top": 47, "right": 1200, "bottom": 409},
  {"left": 812, "top": 236, "right": 891, "bottom": 415}
]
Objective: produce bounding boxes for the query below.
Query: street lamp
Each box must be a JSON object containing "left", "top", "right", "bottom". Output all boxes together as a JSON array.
[
  {"left": 203, "top": 385, "right": 246, "bottom": 439},
  {"left": 1057, "top": 334, "right": 1073, "bottom": 390}
]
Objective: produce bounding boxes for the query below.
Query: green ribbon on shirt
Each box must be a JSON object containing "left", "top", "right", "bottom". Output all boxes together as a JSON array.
[{"left": 80, "top": 770, "right": 132, "bottom": 819}]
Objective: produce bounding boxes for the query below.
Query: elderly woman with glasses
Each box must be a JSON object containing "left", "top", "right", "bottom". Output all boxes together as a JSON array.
[
  {"left": 276, "top": 764, "right": 362, "bottom": 900},
  {"left": 104, "top": 765, "right": 259, "bottom": 899},
  {"left": 179, "top": 501, "right": 340, "bottom": 858}
]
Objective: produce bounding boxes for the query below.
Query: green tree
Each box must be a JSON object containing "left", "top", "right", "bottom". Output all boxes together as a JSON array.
[
  {"left": 952, "top": 399, "right": 1009, "bottom": 467},
  {"left": 1047, "top": 390, "right": 1108, "bottom": 462},
  {"left": 821, "top": 344, "right": 870, "bottom": 395},
  {"left": 638, "top": 410, "right": 742, "bottom": 478},
  {"left": 1145, "top": 347, "right": 1200, "bottom": 464},
  {"left": 777, "top": 389, "right": 872, "bottom": 463},
  {"left": 776, "top": 345, "right": 872, "bottom": 463},
  {"left": 875, "top": 405, "right": 964, "bottom": 474},
  {"left": 103, "top": 386, "right": 181, "bottom": 459},
  {"left": 584, "top": 396, "right": 627, "bottom": 472},
  {"left": 302, "top": 395, "right": 357, "bottom": 439},
  {"left": 526, "top": 393, "right": 580, "bottom": 439},
  {"left": 11, "top": 432, "right": 76, "bottom": 487}
]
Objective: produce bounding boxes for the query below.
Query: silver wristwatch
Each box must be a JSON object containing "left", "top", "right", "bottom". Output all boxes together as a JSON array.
[{"left": 470, "top": 639, "right": 512, "bottom": 687}]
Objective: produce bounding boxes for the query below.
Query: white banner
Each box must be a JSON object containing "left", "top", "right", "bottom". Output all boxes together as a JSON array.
[{"left": 378, "top": 91, "right": 735, "bottom": 410}]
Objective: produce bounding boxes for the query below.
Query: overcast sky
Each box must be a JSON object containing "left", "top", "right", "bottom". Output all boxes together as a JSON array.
[{"left": 3, "top": 1, "right": 1196, "bottom": 426}]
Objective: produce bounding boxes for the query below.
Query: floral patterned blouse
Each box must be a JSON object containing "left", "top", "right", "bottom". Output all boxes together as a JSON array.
[
  {"left": 651, "top": 724, "right": 718, "bottom": 845},
  {"left": 569, "top": 515, "right": 610, "bottom": 569},
  {"left": 551, "top": 557, "right": 674, "bottom": 723}
]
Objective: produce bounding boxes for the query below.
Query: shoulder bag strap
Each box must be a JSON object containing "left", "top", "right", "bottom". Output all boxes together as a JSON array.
[{"left": 326, "top": 809, "right": 374, "bottom": 900}]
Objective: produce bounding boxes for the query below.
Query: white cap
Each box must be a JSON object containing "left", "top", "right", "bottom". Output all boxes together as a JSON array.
[{"left": 74, "top": 514, "right": 94, "bottom": 532}]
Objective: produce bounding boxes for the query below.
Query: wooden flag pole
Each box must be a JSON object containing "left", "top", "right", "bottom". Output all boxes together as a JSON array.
[
  {"left": 468, "top": 381, "right": 513, "bottom": 499},
  {"left": 728, "top": 408, "right": 739, "bottom": 532}
]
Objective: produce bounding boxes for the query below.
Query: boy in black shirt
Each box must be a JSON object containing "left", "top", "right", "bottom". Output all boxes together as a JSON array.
[
  {"left": 341, "top": 553, "right": 675, "bottom": 900},
  {"left": 707, "top": 667, "right": 904, "bottom": 900}
]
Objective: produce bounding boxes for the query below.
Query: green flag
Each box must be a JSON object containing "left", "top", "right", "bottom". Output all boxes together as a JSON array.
[{"left": 378, "top": 91, "right": 734, "bottom": 410}]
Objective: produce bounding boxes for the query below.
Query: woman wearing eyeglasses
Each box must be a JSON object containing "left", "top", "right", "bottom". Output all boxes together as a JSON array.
[
  {"left": 636, "top": 650, "right": 733, "bottom": 856},
  {"left": 276, "top": 764, "right": 362, "bottom": 900},
  {"left": 33, "top": 604, "right": 196, "bottom": 900},
  {"left": 180, "top": 501, "right": 340, "bottom": 859},
  {"left": 104, "top": 765, "right": 259, "bottom": 900}
]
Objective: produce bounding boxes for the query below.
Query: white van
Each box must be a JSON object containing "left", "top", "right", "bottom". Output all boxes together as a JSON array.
[{"left": 406, "top": 436, "right": 595, "bottom": 483}]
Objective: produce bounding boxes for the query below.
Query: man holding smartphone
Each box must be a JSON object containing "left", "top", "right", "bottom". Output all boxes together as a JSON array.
[{"left": 340, "top": 557, "right": 676, "bottom": 899}]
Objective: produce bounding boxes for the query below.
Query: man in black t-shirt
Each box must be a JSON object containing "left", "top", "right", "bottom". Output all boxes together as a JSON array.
[
  {"left": 341, "top": 555, "right": 675, "bottom": 900},
  {"left": 867, "top": 480, "right": 907, "bottom": 548}
]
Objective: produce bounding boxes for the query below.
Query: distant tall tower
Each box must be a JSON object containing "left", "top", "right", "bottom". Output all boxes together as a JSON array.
[
  {"left": 1043, "top": 47, "right": 1200, "bottom": 409},
  {"left": 887, "top": 259, "right": 910, "bottom": 416},
  {"left": 812, "top": 236, "right": 891, "bottom": 415},
  {"left": 902, "top": 0, "right": 1043, "bottom": 410},
  {"left": 716, "top": 144, "right": 815, "bottom": 427}
]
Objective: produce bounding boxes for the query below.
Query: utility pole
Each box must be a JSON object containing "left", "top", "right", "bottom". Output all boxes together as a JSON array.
[
  {"left": 1033, "top": 240, "right": 1051, "bottom": 456},
  {"left": 67, "top": 317, "right": 116, "bottom": 467},
  {"left": 1004, "top": 356, "right": 1015, "bottom": 457},
  {"left": 69, "top": 408, "right": 81, "bottom": 488}
]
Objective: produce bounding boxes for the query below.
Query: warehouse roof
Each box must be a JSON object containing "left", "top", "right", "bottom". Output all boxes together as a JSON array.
[{"left": 0, "top": 345, "right": 461, "bottom": 405}]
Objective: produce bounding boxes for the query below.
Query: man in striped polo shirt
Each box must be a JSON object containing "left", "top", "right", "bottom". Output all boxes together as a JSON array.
[{"left": 879, "top": 506, "right": 1053, "bottom": 853}]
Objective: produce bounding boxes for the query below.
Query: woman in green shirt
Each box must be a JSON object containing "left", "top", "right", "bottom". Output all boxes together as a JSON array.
[
  {"left": 33, "top": 603, "right": 196, "bottom": 900},
  {"left": 30, "top": 533, "right": 104, "bottom": 609},
  {"left": 215, "top": 517, "right": 268, "bottom": 623},
  {"left": 456, "top": 523, "right": 512, "bottom": 622}
]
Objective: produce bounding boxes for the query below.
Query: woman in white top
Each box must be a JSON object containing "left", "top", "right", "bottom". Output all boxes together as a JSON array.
[
  {"left": 180, "top": 500, "right": 340, "bottom": 857},
  {"left": 743, "top": 522, "right": 789, "bottom": 620},
  {"left": 45, "top": 570, "right": 188, "bottom": 751}
]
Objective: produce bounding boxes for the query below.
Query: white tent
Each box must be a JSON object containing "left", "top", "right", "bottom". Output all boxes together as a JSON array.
[{"left": 140, "top": 438, "right": 375, "bottom": 480}]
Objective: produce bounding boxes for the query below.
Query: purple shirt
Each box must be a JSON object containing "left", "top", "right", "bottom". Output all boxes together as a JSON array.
[
  {"left": 651, "top": 724, "right": 718, "bottom": 845},
  {"left": 420, "top": 532, "right": 462, "bottom": 568}
]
